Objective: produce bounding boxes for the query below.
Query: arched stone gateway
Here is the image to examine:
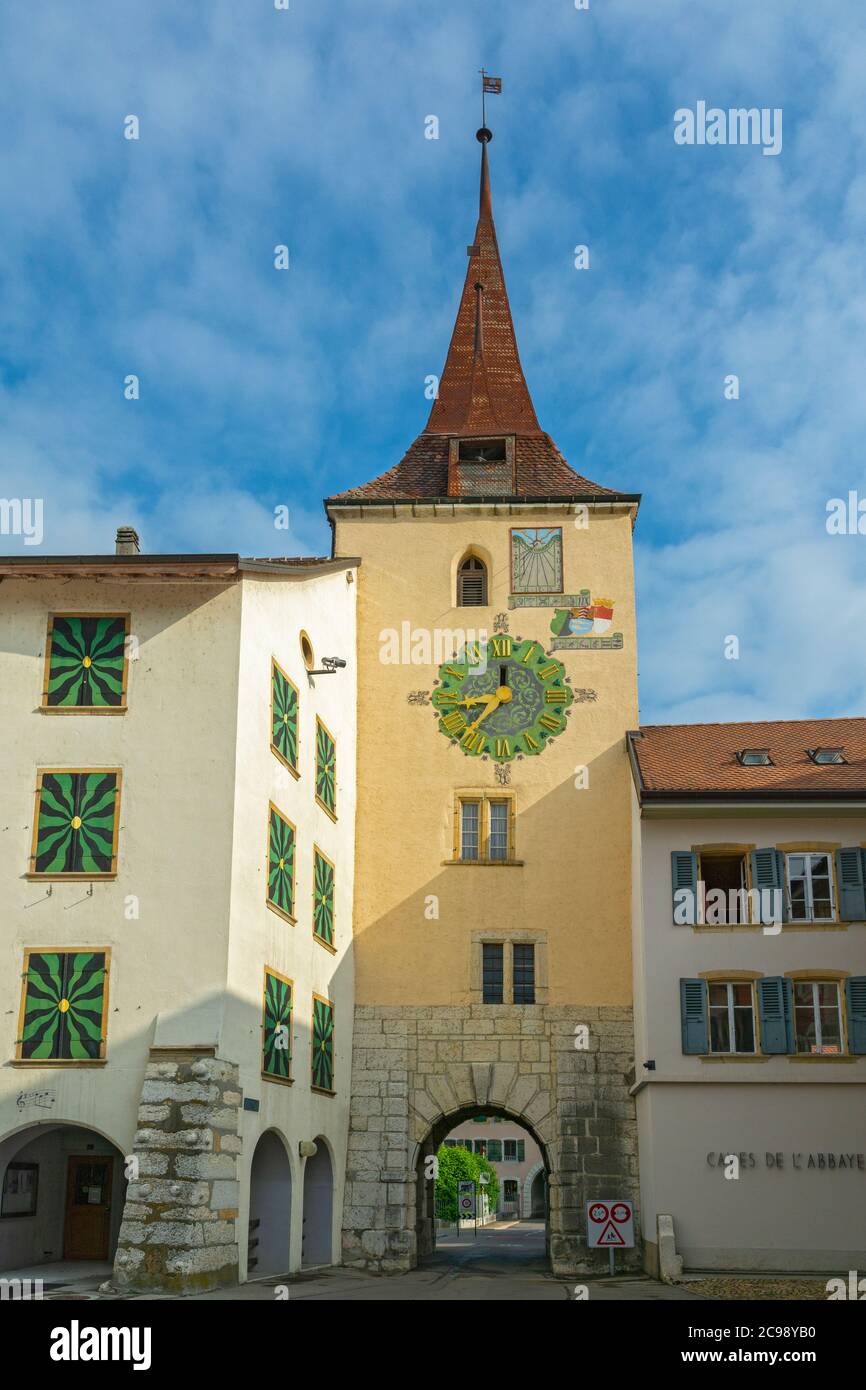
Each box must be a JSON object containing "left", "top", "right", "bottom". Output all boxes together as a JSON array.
[
  {"left": 414, "top": 1104, "right": 551, "bottom": 1260},
  {"left": 341, "top": 1005, "right": 640, "bottom": 1277}
]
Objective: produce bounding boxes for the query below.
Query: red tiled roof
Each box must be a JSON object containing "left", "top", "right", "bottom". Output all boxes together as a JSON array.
[
  {"left": 327, "top": 432, "right": 619, "bottom": 502},
  {"left": 328, "top": 132, "right": 628, "bottom": 507},
  {"left": 630, "top": 719, "right": 866, "bottom": 799}
]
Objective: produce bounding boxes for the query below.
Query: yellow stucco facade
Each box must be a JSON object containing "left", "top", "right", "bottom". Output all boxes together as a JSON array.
[{"left": 334, "top": 505, "right": 639, "bottom": 1009}]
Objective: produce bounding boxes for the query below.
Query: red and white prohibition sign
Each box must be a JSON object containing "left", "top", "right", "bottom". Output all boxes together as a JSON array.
[{"left": 585, "top": 1199, "right": 635, "bottom": 1249}]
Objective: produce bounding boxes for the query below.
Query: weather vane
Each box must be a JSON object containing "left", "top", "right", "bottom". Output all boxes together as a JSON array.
[{"left": 478, "top": 68, "right": 501, "bottom": 140}]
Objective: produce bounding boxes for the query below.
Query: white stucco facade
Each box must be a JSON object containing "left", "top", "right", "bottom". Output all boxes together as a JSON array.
[
  {"left": 0, "top": 557, "right": 357, "bottom": 1285},
  {"left": 633, "top": 800, "right": 866, "bottom": 1273}
]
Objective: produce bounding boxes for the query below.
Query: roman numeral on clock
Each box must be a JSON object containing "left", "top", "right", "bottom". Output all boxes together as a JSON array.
[
  {"left": 433, "top": 691, "right": 459, "bottom": 706},
  {"left": 538, "top": 663, "right": 559, "bottom": 680},
  {"left": 539, "top": 714, "right": 561, "bottom": 732},
  {"left": 443, "top": 666, "right": 465, "bottom": 681},
  {"left": 495, "top": 738, "right": 510, "bottom": 758},
  {"left": 520, "top": 643, "right": 539, "bottom": 665},
  {"left": 465, "top": 642, "right": 482, "bottom": 667},
  {"left": 460, "top": 728, "right": 486, "bottom": 754},
  {"left": 523, "top": 732, "right": 539, "bottom": 751},
  {"left": 491, "top": 637, "right": 512, "bottom": 658},
  {"left": 544, "top": 689, "right": 567, "bottom": 704},
  {"left": 441, "top": 711, "right": 466, "bottom": 735}
]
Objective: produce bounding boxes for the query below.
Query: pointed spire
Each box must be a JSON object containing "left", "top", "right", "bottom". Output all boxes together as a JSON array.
[{"left": 425, "top": 128, "right": 542, "bottom": 436}]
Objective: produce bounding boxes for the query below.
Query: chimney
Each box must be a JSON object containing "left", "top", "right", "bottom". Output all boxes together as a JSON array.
[{"left": 115, "top": 526, "right": 140, "bottom": 556}]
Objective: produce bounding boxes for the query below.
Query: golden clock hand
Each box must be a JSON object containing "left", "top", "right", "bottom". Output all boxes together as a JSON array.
[{"left": 469, "top": 694, "right": 502, "bottom": 730}]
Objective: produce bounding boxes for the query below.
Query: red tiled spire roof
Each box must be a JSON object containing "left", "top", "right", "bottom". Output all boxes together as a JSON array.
[
  {"left": 425, "top": 131, "right": 541, "bottom": 436},
  {"left": 327, "top": 131, "right": 633, "bottom": 507}
]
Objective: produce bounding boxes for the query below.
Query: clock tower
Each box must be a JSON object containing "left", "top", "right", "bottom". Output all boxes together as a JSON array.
[{"left": 327, "top": 127, "right": 641, "bottom": 1275}]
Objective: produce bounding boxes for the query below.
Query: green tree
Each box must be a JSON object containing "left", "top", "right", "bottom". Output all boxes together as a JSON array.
[{"left": 435, "top": 1144, "right": 500, "bottom": 1222}]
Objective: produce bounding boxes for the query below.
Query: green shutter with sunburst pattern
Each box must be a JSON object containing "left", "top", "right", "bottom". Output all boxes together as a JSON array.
[
  {"left": 262, "top": 969, "right": 293, "bottom": 1081},
  {"left": 19, "top": 951, "right": 107, "bottom": 1060},
  {"left": 267, "top": 804, "right": 296, "bottom": 921},
  {"left": 313, "top": 849, "right": 335, "bottom": 948},
  {"left": 315, "top": 718, "right": 337, "bottom": 819},
  {"left": 32, "top": 772, "right": 120, "bottom": 876},
  {"left": 271, "top": 659, "right": 299, "bottom": 771},
  {"left": 45, "top": 615, "right": 128, "bottom": 708},
  {"left": 311, "top": 995, "right": 334, "bottom": 1092}
]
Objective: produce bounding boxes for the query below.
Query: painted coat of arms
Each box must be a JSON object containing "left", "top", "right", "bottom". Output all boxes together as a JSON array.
[{"left": 550, "top": 591, "right": 623, "bottom": 650}]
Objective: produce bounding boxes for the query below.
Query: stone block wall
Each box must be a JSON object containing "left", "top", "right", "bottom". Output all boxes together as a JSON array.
[
  {"left": 341, "top": 1004, "right": 639, "bottom": 1276},
  {"left": 113, "top": 1051, "right": 242, "bottom": 1294}
]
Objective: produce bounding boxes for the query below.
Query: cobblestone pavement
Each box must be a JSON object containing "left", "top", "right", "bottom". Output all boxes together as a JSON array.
[{"left": 681, "top": 1276, "right": 831, "bottom": 1301}]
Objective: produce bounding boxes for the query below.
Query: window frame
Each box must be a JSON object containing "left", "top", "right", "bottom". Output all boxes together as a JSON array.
[
  {"left": 785, "top": 850, "right": 837, "bottom": 923},
  {"left": 261, "top": 966, "right": 294, "bottom": 1087},
  {"left": 454, "top": 793, "right": 516, "bottom": 865},
  {"left": 0, "top": 1161, "right": 39, "bottom": 1217},
  {"left": 311, "top": 992, "right": 336, "bottom": 1096},
  {"left": 266, "top": 801, "right": 297, "bottom": 924},
  {"left": 792, "top": 979, "right": 844, "bottom": 1055},
  {"left": 28, "top": 769, "right": 122, "bottom": 880},
  {"left": 315, "top": 716, "right": 338, "bottom": 822},
  {"left": 456, "top": 555, "right": 488, "bottom": 607},
  {"left": 512, "top": 942, "right": 536, "bottom": 1004},
  {"left": 41, "top": 613, "right": 131, "bottom": 715},
  {"left": 15, "top": 948, "right": 111, "bottom": 1065},
  {"left": 707, "top": 980, "right": 757, "bottom": 1055},
  {"left": 312, "top": 844, "right": 337, "bottom": 954},
  {"left": 270, "top": 656, "right": 300, "bottom": 779}
]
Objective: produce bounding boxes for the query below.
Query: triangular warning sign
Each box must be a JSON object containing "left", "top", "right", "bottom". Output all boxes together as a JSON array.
[{"left": 596, "top": 1220, "right": 625, "bottom": 1246}]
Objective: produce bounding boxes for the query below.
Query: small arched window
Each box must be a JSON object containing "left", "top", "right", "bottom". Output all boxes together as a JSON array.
[{"left": 457, "top": 555, "right": 488, "bottom": 607}]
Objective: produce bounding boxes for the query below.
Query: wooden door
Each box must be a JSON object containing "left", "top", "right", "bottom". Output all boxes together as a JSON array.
[{"left": 64, "top": 1156, "right": 113, "bottom": 1260}]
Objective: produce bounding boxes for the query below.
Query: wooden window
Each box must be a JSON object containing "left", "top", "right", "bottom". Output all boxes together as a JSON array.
[
  {"left": 42, "top": 614, "right": 130, "bottom": 712},
  {"left": 512, "top": 944, "right": 536, "bottom": 1004},
  {"left": 510, "top": 528, "right": 563, "bottom": 594},
  {"left": 29, "top": 770, "right": 121, "bottom": 878},
  {"left": 16, "top": 950, "right": 109, "bottom": 1063},
  {"left": 482, "top": 944, "right": 504, "bottom": 1004},
  {"left": 315, "top": 717, "right": 337, "bottom": 820},
  {"left": 793, "top": 981, "right": 843, "bottom": 1054},
  {"left": 270, "top": 658, "right": 299, "bottom": 775},
  {"left": 266, "top": 802, "right": 296, "bottom": 923},
  {"left": 455, "top": 795, "right": 514, "bottom": 863},
  {"left": 457, "top": 556, "right": 488, "bottom": 607},
  {"left": 486, "top": 1139, "right": 503, "bottom": 1162},
  {"left": 708, "top": 982, "right": 756, "bottom": 1054},
  {"left": 312, "top": 847, "right": 335, "bottom": 951},
  {"left": 503, "top": 1139, "right": 525, "bottom": 1162},
  {"left": 786, "top": 852, "right": 835, "bottom": 922},
  {"left": 261, "top": 968, "right": 293, "bottom": 1084},
  {"left": 311, "top": 994, "right": 335, "bottom": 1094}
]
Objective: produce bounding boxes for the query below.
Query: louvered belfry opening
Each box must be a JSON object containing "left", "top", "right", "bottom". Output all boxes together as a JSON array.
[{"left": 457, "top": 555, "right": 488, "bottom": 607}]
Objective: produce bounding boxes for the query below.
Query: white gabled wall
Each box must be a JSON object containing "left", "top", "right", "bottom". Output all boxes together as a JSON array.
[{"left": 224, "top": 568, "right": 357, "bottom": 1276}]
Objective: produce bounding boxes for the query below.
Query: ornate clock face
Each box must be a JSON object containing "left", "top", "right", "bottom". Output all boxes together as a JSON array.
[{"left": 432, "top": 635, "right": 573, "bottom": 760}]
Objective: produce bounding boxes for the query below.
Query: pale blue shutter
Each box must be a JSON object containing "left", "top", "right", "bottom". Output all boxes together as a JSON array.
[
  {"left": 836, "top": 849, "right": 866, "bottom": 921},
  {"left": 845, "top": 978, "right": 866, "bottom": 1054},
  {"left": 671, "top": 851, "right": 698, "bottom": 924},
  {"left": 680, "top": 978, "right": 708, "bottom": 1054},
  {"left": 757, "top": 976, "right": 794, "bottom": 1053},
  {"left": 750, "top": 848, "right": 787, "bottom": 925}
]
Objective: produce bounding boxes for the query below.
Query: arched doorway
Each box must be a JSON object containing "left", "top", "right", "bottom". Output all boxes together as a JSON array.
[
  {"left": 247, "top": 1131, "right": 292, "bottom": 1279},
  {"left": 414, "top": 1104, "right": 552, "bottom": 1268},
  {"left": 301, "top": 1137, "right": 333, "bottom": 1268},
  {"left": 0, "top": 1121, "right": 126, "bottom": 1273},
  {"left": 529, "top": 1168, "right": 547, "bottom": 1218}
]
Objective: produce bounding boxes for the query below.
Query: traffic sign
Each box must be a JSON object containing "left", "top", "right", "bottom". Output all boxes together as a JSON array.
[
  {"left": 585, "top": 1198, "right": 634, "bottom": 1249},
  {"left": 458, "top": 1180, "right": 476, "bottom": 1218}
]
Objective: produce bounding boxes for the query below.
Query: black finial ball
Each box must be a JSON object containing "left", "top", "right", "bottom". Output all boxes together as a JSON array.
[{"left": 476, "top": 126, "right": 493, "bottom": 144}]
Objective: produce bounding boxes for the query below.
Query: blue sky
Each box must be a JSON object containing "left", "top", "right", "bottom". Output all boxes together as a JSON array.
[{"left": 2, "top": 1, "right": 865, "bottom": 723}]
